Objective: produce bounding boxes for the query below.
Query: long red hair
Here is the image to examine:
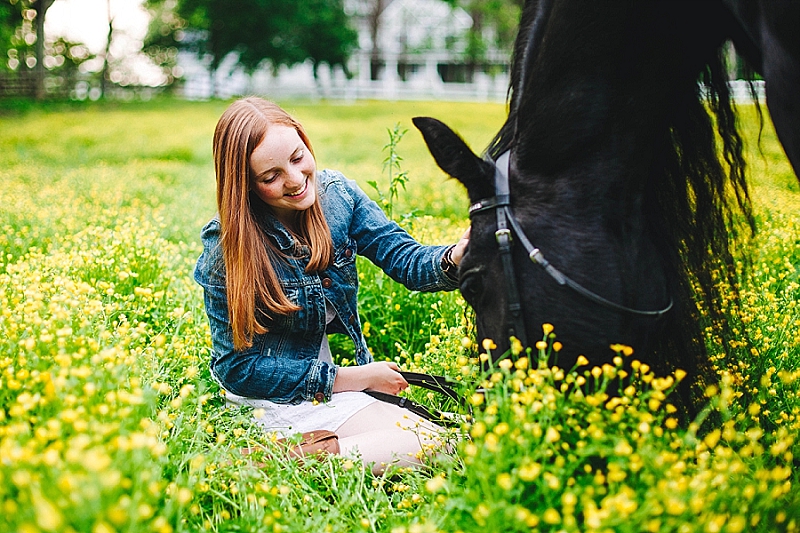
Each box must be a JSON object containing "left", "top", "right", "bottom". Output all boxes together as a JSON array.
[{"left": 213, "top": 97, "right": 333, "bottom": 350}]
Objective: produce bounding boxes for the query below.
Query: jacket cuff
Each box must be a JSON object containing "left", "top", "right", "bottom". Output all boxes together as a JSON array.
[
  {"left": 436, "top": 247, "right": 460, "bottom": 291},
  {"left": 306, "top": 359, "right": 337, "bottom": 402}
]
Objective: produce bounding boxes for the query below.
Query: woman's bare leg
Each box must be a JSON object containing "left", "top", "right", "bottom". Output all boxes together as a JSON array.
[{"left": 335, "top": 401, "right": 447, "bottom": 474}]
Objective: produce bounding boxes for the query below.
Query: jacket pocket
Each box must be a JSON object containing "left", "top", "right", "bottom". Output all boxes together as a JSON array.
[{"left": 333, "top": 238, "right": 358, "bottom": 285}]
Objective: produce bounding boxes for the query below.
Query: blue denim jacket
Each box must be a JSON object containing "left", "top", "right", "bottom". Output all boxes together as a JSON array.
[{"left": 194, "top": 170, "right": 458, "bottom": 404}]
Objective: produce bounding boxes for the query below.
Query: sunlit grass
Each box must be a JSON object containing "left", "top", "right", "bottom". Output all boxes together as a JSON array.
[{"left": 0, "top": 97, "right": 798, "bottom": 532}]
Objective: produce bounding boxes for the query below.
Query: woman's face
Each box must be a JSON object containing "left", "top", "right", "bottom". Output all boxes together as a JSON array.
[{"left": 249, "top": 125, "right": 317, "bottom": 223}]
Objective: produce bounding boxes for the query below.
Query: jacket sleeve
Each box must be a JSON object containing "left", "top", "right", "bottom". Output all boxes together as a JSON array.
[
  {"left": 341, "top": 177, "right": 459, "bottom": 292},
  {"left": 193, "top": 219, "right": 337, "bottom": 403}
]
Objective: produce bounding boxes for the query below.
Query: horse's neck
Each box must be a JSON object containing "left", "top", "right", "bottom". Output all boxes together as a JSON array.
[{"left": 511, "top": 1, "right": 724, "bottom": 185}]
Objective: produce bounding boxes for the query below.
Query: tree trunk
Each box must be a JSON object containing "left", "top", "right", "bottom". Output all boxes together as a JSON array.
[
  {"left": 33, "top": 0, "right": 55, "bottom": 100},
  {"left": 368, "top": 0, "right": 390, "bottom": 80},
  {"left": 466, "top": 3, "right": 484, "bottom": 82},
  {"left": 100, "top": 0, "right": 113, "bottom": 98}
]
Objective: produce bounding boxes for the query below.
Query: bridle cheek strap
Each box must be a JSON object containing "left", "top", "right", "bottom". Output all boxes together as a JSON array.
[
  {"left": 492, "top": 151, "right": 529, "bottom": 347},
  {"left": 469, "top": 151, "right": 674, "bottom": 349}
]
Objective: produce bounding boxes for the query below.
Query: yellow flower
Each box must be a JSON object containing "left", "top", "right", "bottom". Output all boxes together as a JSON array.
[
  {"left": 93, "top": 522, "right": 116, "bottom": 533},
  {"left": 470, "top": 392, "right": 485, "bottom": 406},
  {"left": 510, "top": 336, "right": 523, "bottom": 356},
  {"left": 425, "top": 476, "right": 446, "bottom": 492},
  {"left": 496, "top": 473, "right": 513, "bottom": 491},
  {"left": 535, "top": 340, "right": 548, "bottom": 351},
  {"left": 32, "top": 490, "right": 63, "bottom": 531},
  {"left": 575, "top": 355, "right": 589, "bottom": 367},
  {"left": 542, "top": 508, "right": 561, "bottom": 524},
  {"left": 518, "top": 462, "right": 542, "bottom": 481},
  {"left": 704, "top": 429, "right": 721, "bottom": 449},
  {"left": 482, "top": 338, "right": 497, "bottom": 351},
  {"left": 622, "top": 345, "right": 634, "bottom": 356},
  {"left": 542, "top": 323, "right": 554, "bottom": 335},
  {"left": 470, "top": 421, "right": 486, "bottom": 438}
]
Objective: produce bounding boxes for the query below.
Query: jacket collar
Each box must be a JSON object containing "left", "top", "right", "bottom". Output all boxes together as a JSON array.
[{"left": 252, "top": 199, "right": 297, "bottom": 253}]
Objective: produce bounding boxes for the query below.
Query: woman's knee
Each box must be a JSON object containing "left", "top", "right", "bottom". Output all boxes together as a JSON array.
[{"left": 337, "top": 401, "right": 431, "bottom": 438}]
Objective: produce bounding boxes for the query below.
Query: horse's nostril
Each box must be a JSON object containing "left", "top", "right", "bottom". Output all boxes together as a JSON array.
[{"left": 459, "top": 274, "right": 483, "bottom": 303}]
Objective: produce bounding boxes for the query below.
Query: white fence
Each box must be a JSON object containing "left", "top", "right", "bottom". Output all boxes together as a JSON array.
[
  {"left": 177, "top": 53, "right": 766, "bottom": 104},
  {"left": 178, "top": 53, "right": 510, "bottom": 102}
]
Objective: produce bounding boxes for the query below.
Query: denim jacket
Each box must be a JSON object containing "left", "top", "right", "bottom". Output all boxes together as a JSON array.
[{"left": 194, "top": 169, "right": 458, "bottom": 404}]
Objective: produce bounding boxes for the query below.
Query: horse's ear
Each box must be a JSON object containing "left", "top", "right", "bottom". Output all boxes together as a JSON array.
[{"left": 412, "top": 117, "right": 495, "bottom": 201}]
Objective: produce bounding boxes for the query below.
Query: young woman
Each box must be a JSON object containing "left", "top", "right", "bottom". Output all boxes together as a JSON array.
[{"left": 194, "top": 97, "right": 469, "bottom": 473}]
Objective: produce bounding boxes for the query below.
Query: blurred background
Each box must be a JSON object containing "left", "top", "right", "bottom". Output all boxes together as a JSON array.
[{"left": 0, "top": 0, "right": 531, "bottom": 102}]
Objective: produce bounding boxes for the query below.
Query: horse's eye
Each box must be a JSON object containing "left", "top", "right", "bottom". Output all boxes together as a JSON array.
[{"left": 459, "top": 272, "right": 483, "bottom": 303}]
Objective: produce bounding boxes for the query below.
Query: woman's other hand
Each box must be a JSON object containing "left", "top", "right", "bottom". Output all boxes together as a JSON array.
[
  {"left": 334, "top": 361, "right": 408, "bottom": 395},
  {"left": 451, "top": 226, "right": 471, "bottom": 265}
]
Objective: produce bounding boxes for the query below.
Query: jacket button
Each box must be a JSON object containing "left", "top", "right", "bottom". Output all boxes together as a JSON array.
[
  {"left": 344, "top": 248, "right": 353, "bottom": 258},
  {"left": 321, "top": 277, "right": 332, "bottom": 288},
  {"left": 348, "top": 314, "right": 356, "bottom": 325},
  {"left": 314, "top": 392, "right": 325, "bottom": 402}
]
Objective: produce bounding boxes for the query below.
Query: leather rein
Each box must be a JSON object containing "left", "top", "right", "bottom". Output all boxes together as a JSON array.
[
  {"left": 468, "top": 151, "right": 674, "bottom": 348},
  {"left": 366, "top": 371, "right": 471, "bottom": 427}
]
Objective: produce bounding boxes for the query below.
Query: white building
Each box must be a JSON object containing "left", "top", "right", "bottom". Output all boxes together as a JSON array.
[{"left": 179, "top": 0, "right": 511, "bottom": 101}]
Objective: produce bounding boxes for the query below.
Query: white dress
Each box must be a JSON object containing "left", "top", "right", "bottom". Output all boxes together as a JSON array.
[{"left": 222, "top": 300, "right": 377, "bottom": 438}]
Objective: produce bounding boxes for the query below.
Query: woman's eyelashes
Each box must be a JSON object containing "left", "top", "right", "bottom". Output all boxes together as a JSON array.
[{"left": 253, "top": 149, "right": 306, "bottom": 185}]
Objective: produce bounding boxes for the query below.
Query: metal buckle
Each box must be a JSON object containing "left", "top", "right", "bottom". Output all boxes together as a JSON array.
[{"left": 495, "top": 228, "right": 512, "bottom": 244}]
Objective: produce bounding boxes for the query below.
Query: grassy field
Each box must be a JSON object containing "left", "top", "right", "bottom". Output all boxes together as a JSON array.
[{"left": 0, "top": 97, "right": 799, "bottom": 532}]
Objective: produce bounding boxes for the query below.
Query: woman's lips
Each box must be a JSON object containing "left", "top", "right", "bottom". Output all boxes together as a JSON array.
[{"left": 285, "top": 178, "right": 308, "bottom": 198}]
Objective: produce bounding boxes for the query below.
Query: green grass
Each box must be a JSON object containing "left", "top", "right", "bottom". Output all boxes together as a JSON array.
[{"left": 0, "top": 96, "right": 798, "bottom": 533}]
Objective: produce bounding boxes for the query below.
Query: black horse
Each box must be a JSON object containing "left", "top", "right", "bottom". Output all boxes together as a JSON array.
[{"left": 414, "top": 0, "right": 800, "bottom": 410}]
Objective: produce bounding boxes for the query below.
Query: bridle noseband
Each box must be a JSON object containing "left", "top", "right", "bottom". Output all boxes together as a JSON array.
[{"left": 469, "top": 151, "right": 674, "bottom": 348}]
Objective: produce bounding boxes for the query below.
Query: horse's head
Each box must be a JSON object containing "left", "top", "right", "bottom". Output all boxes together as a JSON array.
[
  {"left": 414, "top": 0, "right": 763, "bottom": 389},
  {"left": 414, "top": 116, "right": 672, "bottom": 368},
  {"left": 412, "top": 117, "right": 517, "bottom": 354}
]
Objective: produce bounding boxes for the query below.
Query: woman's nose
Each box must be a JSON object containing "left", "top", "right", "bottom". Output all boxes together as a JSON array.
[{"left": 286, "top": 166, "right": 305, "bottom": 187}]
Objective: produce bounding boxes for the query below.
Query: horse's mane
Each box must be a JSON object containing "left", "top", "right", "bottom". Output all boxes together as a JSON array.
[
  {"left": 489, "top": 0, "right": 545, "bottom": 159},
  {"left": 649, "top": 54, "right": 755, "bottom": 408},
  {"left": 488, "top": 5, "right": 756, "bottom": 412}
]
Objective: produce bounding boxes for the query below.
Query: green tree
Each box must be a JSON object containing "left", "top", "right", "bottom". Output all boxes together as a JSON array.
[
  {"left": 0, "top": 0, "right": 58, "bottom": 98},
  {"left": 267, "top": 0, "right": 356, "bottom": 80},
  {"left": 0, "top": 1, "right": 23, "bottom": 63},
  {"left": 362, "top": 0, "right": 391, "bottom": 80},
  {"left": 144, "top": 0, "right": 357, "bottom": 93},
  {"left": 443, "top": 0, "right": 522, "bottom": 76},
  {"left": 32, "top": 0, "right": 54, "bottom": 98}
]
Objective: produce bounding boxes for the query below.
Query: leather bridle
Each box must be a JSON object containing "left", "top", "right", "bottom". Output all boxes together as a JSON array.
[{"left": 468, "top": 151, "right": 674, "bottom": 348}]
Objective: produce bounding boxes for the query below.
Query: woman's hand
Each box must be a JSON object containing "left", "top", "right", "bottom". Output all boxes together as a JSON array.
[
  {"left": 451, "top": 226, "right": 471, "bottom": 265},
  {"left": 333, "top": 361, "right": 408, "bottom": 395}
]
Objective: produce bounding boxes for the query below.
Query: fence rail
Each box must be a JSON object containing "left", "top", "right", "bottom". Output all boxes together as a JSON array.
[
  {"left": 0, "top": 75, "right": 36, "bottom": 98},
  {"left": 0, "top": 72, "right": 767, "bottom": 105}
]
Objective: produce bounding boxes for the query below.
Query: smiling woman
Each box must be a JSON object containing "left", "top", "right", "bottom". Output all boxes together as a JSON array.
[
  {"left": 249, "top": 125, "right": 318, "bottom": 226},
  {"left": 194, "top": 97, "right": 470, "bottom": 474}
]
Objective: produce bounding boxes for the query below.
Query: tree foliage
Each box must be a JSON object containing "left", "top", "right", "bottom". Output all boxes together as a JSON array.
[
  {"left": 1, "top": 0, "right": 95, "bottom": 98},
  {"left": 144, "top": 0, "right": 357, "bottom": 81},
  {"left": 443, "top": 0, "right": 522, "bottom": 63},
  {"left": 0, "top": 0, "right": 23, "bottom": 63}
]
